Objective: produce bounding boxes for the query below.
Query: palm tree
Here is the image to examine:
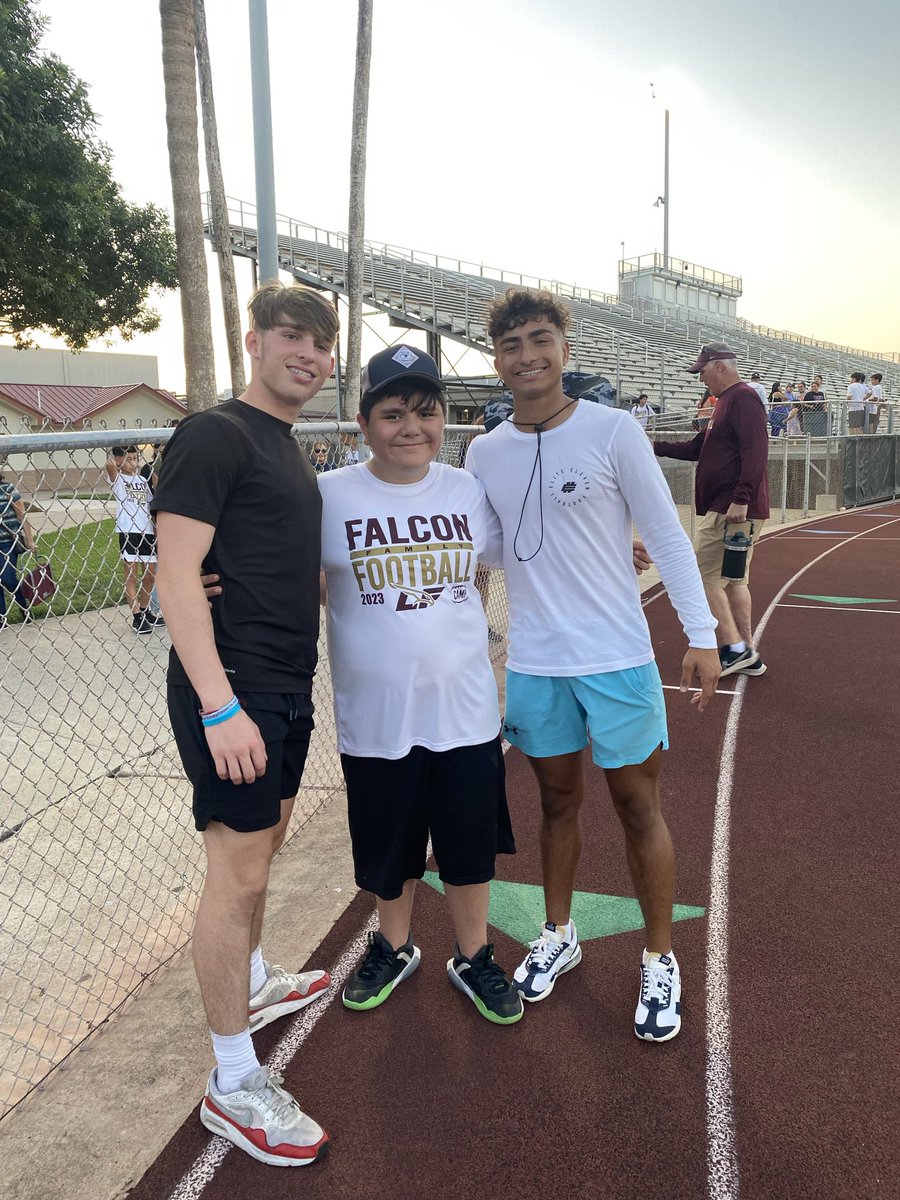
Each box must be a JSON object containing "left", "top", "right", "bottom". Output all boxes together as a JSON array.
[
  {"left": 194, "top": 0, "right": 245, "bottom": 398},
  {"left": 345, "top": 0, "right": 373, "bottom": 417},
  {"left": 159, "top": 0, "right": 217, "bottom": 411}
]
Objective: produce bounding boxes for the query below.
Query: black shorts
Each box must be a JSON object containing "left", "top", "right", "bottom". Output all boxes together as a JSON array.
[
  {"left": 341, "top": 735, "right": 515, "bottom": 901},
  {"left": 118, "top": 531, "right": 157, "bottom": 562},
  {"left": 167, "top": 685, "right": 314, "bottom": 832}
]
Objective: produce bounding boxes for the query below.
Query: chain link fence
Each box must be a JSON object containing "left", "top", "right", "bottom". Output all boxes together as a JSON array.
[{"left": 0, "top": 418, "right": 891, "bottom": 1120}]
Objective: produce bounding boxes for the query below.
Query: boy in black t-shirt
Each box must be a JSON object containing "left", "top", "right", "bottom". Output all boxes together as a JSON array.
[{"left": 152, "top": 282, "right": 338, "bottom": 1169}]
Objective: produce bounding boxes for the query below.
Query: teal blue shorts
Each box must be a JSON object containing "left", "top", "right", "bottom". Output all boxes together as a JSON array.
[{"left": 503, "top": 662, "right": 669, "bottom": 769}]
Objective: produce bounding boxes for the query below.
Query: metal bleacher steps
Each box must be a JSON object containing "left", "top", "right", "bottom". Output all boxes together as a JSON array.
[{"left": 205, "top": 196, "right": 898, "bottom": 421}]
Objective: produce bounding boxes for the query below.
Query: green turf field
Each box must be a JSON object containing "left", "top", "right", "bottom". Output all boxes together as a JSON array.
[{"left": 6, "top": 518, "right": 125, "bottom": 622}]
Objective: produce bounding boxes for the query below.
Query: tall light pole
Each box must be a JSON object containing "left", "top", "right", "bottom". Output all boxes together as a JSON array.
[
  {"left": 650, "top": 84, "right": 669, "bottom": 270},
  {"left": 663, "top": 108, "right": 670, "bottom": 270},
  {"left": 249, "top": 0, "right": 277, "bottom": 283}
]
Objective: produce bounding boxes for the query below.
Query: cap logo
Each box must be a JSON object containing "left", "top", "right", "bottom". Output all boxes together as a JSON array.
[{"left": 392, "top": 347, "right": 419, "bottom": 369}]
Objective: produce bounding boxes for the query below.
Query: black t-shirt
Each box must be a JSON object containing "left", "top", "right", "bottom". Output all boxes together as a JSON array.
[
  {"left": 150, "top": 399, "right": 322, "bottom": 692},
  {"left": 806, "top": 389, "right": 826, "bottom": 411}
]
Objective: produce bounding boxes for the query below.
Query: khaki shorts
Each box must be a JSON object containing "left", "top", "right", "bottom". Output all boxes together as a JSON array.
[{"left": 695, "top": 512, "right": 765, "bottom": 586}]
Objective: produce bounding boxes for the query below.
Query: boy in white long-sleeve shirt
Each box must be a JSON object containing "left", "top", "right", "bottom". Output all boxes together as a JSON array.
[{"left": 465, "top": 288, "right": 720, "bottom": 1042}]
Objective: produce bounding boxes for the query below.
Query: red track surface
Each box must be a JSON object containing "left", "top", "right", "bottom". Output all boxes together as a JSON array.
[{"left": 128, "top": 503, "right": 900, "bottom": 1200}]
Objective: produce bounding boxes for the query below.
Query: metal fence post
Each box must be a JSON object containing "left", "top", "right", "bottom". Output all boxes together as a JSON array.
[
  {"left": 781, "top": 434, "right": 789, "bottom": 522},
  {"left": 803, "top": 435, "right": 811, "bottom": 517}
]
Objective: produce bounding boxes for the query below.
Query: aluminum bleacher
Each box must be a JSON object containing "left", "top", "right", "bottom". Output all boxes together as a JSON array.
[{"left": 205, "top": 195, "right": 898, "bottom": 421}]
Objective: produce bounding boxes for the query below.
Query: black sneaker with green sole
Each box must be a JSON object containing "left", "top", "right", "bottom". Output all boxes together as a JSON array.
[
  {"left": 447, "top": 943, "right": 524, "bottom": 1025},
  {"left": 342, "top": 930, "right": 420, "bottom": 1010}
]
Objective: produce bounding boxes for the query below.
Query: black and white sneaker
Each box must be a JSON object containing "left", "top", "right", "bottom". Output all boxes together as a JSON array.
[
  {"left": 718, "top": 646, "right": 760, "bottom": 677},
  {"left": 342, "top": 930, "right": 420, "bottom": 1011},
  {"left": 736, "top": 655, "right": 767, "bottom": 676},
  {"left": 132, "top": 611, "right": 153, "bottom": 635},
  {"left": 513, "top": 921, "right": 582, "bottom": 1002},
  {"left": 634, "top": 949, "right": 682, "bottom": 1042},
  {"left": 447, "top": 943, "right": 523, "bottom": 1025}
]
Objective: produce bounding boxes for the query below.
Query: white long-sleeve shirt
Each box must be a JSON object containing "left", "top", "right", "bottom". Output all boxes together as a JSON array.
[{"left": 465, "top": 401, "right": 717, "bottom": 676}]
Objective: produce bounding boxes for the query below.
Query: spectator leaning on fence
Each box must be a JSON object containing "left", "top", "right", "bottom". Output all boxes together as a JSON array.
[
  {"left": 865, "top": 373, "right": 884, "bottom": 434},
  {"left": 846, "top": 371, "right": 867, "bottom": 435},
  {"left": 152, "top": 281, "right": 339, "bottom": 1169},
  {"left": 654, "top": 342, "right": 771, "bottom": 679},
  {"left": 106, "top": 447, "right": 162, "bottom": 636},
  {"left": 0, "top": 472, "right": 37, "bottom": 629}
]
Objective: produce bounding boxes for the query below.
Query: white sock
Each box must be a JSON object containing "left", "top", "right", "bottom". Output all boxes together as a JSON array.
[
  {"left": 211, "top": 1029, "right": 260, "bottom": 1094},
  {"left": 728, "top": 641, "right": 747, "bottom": 653},
  {"left": 547, "top": 920, "right": 574, "bottom": 941},
  {"left": 249, "top": 946, "right": 267, "bottom": 998}
]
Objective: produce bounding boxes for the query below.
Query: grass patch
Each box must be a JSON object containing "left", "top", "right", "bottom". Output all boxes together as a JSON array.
[{"left": 6, "top": 519, "right": 127, "bottom": 623}]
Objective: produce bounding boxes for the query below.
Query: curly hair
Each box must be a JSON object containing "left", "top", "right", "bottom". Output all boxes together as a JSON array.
[{"left": 487, "top": 288, "right": 570, "bottom": 341}]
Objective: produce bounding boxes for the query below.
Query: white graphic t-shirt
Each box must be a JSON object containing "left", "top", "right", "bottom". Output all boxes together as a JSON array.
[
  {"left": 867, "top": 383, "right": 883, "bottom": 415},
  {"left": 108, "top": 471, "right": 154, "bottom": 535},
  {"left": 465, "top": 400, "right": 716, "bottom": 676},
  {"left": 319, "top": 462, "right": 502, "bottom": 758}
]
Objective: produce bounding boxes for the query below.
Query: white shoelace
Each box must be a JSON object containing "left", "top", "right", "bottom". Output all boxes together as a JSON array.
[
  {"left": 526, "top": 935, "right": 565, "bottom": 972},
  {"left": 243, "top": 1069, "right": 301, "bottom": 1128},
  {"left": 641, "top": 961, "right": 673, "bottom": 1004}
]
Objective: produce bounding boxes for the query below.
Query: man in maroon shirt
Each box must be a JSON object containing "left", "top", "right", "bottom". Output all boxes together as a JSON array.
[{"left": 654, "top": 343, "right": 770, "bottom": 677}]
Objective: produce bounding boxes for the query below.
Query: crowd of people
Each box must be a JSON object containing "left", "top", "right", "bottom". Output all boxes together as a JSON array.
[{"left": 690, "top": 370, "right": 888, "bottom": 438}]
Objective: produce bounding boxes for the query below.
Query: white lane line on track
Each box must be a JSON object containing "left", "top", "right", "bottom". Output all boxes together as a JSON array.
[
  {"left": 704, "top": 511, "right": 900, "bottom": 1200},
  {"left": 662, "top": 684, "right": 738, "bottom": 695},
  {"left": 166, "top": 910, "right": 379, "bottom": 1200}
]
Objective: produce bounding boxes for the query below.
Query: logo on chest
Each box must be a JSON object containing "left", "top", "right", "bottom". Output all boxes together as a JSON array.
[{"left": 548, "top": 468, "right": 591, "bottom": 507}]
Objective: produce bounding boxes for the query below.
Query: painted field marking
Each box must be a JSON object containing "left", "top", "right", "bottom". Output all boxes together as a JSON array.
[
  {"left": 777, "top": 603, "right": 900, "bottom": 615},
  {"left": 704, "top": 512, "right": 900, "bottom": 1200},
  {"left": 791, "top": 593, "right": 896, "bottom": 604}
]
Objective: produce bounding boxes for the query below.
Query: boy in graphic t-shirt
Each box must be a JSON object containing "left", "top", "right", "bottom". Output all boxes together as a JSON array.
[
  {"left": 319, "top": 345, "right": 522, "bottom": 1026},
  {"left": 106, "top": 445, "right": 162, "bottom": 635}
]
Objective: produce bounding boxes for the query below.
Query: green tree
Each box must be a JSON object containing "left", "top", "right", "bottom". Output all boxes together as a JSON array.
[{"left": 0, "top": 0, "right": 178, "bottom": 349}]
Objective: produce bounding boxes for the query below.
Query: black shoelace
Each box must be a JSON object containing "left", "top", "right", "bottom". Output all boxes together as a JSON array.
[{"left": 508, "top": 398, "right": 577, "bottom": 563}]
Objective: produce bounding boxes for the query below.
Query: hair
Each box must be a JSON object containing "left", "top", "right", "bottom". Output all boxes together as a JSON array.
[
  {"left": 769, "top": 382, "right": 782, "bottom": 398},
  {"left": 359, "top": 377, "right": 446, "bottom": 422},
  {"left": 850, "top": 371, "right": 865, "bottom": 383},
  {"left": 111, "top": 446, "right": 126, "bottom": 456},
  {"left": 248, "top": 280, "right": 339, "bottom": 346},
  {"left": 872, "top": 373, "right": 883, "bottom": 382},
  {"left": 124, "top": 445, "right": 138, "bottom": 455},
  {"left": 637, "top": 393, "right": 648, "bottom": 401},
  {"left": 488, "top": 287, "right": 570, "bottom": 341}
]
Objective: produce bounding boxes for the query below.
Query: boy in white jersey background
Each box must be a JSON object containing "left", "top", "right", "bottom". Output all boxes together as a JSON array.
[
  {"left": 319, "top": 345, "right": 522, "bottom": 1025},
  {"left": 106, "top": 445, "right": 162, "bottom": 635},
  {"left": 465, "top": 289, "right": 720, "bottom": 1042}
]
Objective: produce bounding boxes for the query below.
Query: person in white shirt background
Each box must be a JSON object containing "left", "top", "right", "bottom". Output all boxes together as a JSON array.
[
  {"left": 846, "top": 371, "right": 868, "bottom": 435},
  {"left": 865, "top": 372, "right": 884, "bottom": 434},
  {"left": 630, "top": 393, "right": 655, "bottom": 431}
]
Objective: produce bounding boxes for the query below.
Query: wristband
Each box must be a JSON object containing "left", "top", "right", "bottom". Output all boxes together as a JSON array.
[{"left": 200, "top": 696, "right": 241, "bottom": 727}]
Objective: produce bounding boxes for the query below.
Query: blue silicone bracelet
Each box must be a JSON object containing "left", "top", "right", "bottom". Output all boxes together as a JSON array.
[{"left": 201, "top": 696, "right": 241, "bottom": 727}]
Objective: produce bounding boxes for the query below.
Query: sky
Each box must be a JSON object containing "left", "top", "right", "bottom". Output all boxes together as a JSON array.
[{"left": 25, "top": 0, "right": 900, "bottom": 393}]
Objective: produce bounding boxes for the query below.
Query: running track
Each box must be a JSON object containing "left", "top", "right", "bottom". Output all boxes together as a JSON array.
[{"left": 129, "top": 503, "right": 900, "bottom": 1200}]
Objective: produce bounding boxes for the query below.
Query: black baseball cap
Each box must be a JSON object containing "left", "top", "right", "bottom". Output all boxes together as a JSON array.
[{"left": 361, "top": 344, "right": 442, "bottom": 396}]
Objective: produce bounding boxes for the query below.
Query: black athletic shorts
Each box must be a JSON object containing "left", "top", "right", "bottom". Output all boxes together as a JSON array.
[
  {"left": 341, "top": 734, "right": 515, "bottom": 901},
  {"left": 118, "top": 531, "right": 157, "bottom": 562},
  {"left": 167, "top": 685, "right": 314, "bottom": 833}
]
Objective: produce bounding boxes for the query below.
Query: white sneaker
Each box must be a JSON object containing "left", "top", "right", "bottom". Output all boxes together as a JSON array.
[
  {"left": 248, "top": 961, "right": 331, "bottom": 1033},
  {"left": 201, "top": 1066, "right": 328, "bottom": 1166},
  {"left": 513, "top": 922, "right": 582, "bottom": 1002},
  {"left": 634, "top": 949, "right": 682, "bottom": 1042}
]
